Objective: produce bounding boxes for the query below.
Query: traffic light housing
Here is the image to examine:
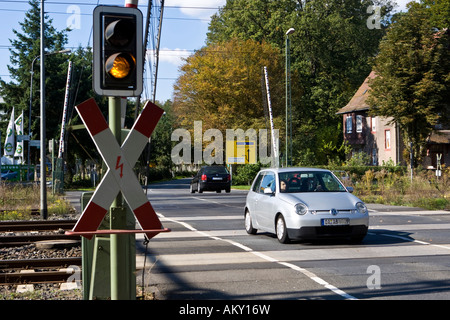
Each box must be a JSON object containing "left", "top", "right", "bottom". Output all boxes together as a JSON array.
[{"left": 93, "top": 5, "right": 143, "bottom": 97}]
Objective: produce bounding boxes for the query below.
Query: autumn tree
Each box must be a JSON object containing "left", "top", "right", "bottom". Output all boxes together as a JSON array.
[
  {"left": 367, "top": 1, "right": 450, "bottom": 166},
  {"left": 173, "top": 38, "right": 285, "bottom": 134},
  {"left": 207, "top": 0, "right": 394, "bottom": 165}
]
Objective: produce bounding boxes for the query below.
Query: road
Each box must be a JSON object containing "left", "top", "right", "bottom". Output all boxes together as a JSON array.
[{"left": 133, "top": 178, "right": 450, "bottom": 301}]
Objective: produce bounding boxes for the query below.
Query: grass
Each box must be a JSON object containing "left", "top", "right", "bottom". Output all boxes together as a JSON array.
[
  {"left": 349, "top": 168, "right": 450, "bottom": 211},
  {"left": 2, "top": 167, "right": 448, "bottom": 220},
  {"left": 231, "top": 168, "right": 449, "bottom": 211},
  {"left": 0, "top": 182, "right": 75, "bottom": 220}
]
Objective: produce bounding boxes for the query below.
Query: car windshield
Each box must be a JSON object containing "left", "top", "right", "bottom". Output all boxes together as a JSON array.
[{"left": 278, "top": 171, "right": 346, "bottom": 193}]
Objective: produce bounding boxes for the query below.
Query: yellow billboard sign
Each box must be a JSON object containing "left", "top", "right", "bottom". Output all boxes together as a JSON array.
[{"left": 226, "top": 140, "right": 256, "bottom": 164}]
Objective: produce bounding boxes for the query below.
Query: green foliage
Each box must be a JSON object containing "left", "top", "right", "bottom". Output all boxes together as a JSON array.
[
  {"left": 205, "top": 0, "right": 394, "bottom": 166},
  {"left": 0, "top": 0, "right": 98, "bottom": 187},
  {"left": 0, "top": 183, "right": 73, "bottom": 220},
  {"left": 345, "top": 152, "right": 372, "bottom": 166},
  {"left": 148, "top": 100, "right": 176, "bottom": 169},
  {"left": 367, "top": 1, "right": 450, "bottom": 166},
  {"left": 348, "top": 166, "right": 450, "bottom": 210},
  {"left": 0, "top": 0, "right": 70, "bottom": 144},
  {"left": 232, "top": 163, "right": 262, "bottom": 185}
]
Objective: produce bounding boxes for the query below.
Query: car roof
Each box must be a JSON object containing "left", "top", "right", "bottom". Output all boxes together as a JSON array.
[{"left": 259, "top": 167, "right": 331, "bottom": 173}]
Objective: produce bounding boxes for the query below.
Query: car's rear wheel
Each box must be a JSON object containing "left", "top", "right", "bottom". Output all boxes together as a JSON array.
[
  {"left": 197, "top": 183, "right": 203, "bottom": 193},
  {"left": 276, "top": 215, "right": 290, "bottom": 244},
  {"left": 245, "top": 210, "right": 257, "bottom": 235}
]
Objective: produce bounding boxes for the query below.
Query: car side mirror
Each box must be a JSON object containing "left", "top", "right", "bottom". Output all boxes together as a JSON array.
[
  {"left": 264, "top": 187, "right": 274, "bottom": 195},
  {"left": 346, "top": 186, "right": 354, "bottom": 193}
]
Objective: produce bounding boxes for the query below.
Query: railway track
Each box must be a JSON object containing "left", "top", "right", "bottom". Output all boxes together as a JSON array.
[
  {"left": 0, "top": 219, "right": 78, "bottom": 232},
  {"left": 0, "top": 219, "right": 82, "bottom": 288},
  {"left": 0, "top": 258, "right": 82, "bottom": 285},
  {"left": 0, "top": 219, "right": 79, "bottom": 247}
]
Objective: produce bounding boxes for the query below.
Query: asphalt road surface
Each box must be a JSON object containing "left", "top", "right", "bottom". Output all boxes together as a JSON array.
[{"left": 133, "top": 178, "right": 450, "bottom": 301}]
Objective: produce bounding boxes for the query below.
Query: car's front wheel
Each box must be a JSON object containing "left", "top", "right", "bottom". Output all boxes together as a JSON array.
[
  {"left": 276, "top": 215, "right": 290, "bottom": 244},
  {"left": 245, "top": 210, "right": 257, "bottom": 235}
]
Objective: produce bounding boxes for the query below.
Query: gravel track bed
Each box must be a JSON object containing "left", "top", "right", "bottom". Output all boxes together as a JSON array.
[{"left": 1, "top": 216, "right": 83, "bottom": 300}]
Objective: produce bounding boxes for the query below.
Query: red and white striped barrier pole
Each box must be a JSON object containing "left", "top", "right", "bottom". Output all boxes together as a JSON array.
[{"left": 125, "top": 0, "right": 138, "bottom": 8}]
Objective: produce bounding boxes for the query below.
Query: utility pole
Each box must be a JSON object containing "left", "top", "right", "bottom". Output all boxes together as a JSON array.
[
  {"left": 40, "top": 0, "right": 47, "bottom": 219},
  {"left": 285, "top": 28, "right": 294, "bottom": 167}
]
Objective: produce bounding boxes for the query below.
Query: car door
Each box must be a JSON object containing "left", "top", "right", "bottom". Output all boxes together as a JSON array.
[
  {"left": 247, "top": 172, "right": 265, "bottom": 228},
  {"left": 254, "top": 171, "right": 276, "bottom": 231}
]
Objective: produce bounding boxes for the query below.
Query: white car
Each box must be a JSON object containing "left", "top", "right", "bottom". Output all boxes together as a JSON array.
[{"left": 244, "top": 168, "right": 369, "bottom": 243}]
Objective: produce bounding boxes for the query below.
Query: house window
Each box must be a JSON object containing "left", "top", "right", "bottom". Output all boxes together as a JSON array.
[
  {"left": 356, "top": 115, "right": 363, "bottom": 133},
  {"left": 346, "top": 115, "right": 352, "bottom": 134},
  {"left": 385, "top": 129, "right": 391, "bottom": 150},
  {"left": 371, "top": 117, "right": 376, "bottom": 133}
]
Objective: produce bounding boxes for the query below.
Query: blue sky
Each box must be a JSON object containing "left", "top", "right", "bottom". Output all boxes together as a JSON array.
[
  {"left": 0, "top": 0, "right": 412, "bottom": 103},
  {"left": 0, "top": 0, "right": 226, "bottom": 103}
]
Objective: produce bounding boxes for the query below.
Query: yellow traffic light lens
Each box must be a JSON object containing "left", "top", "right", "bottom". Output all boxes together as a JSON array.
[
  {"left": 110, "top": 56, "right": 130, "bottom": 79},
  {"left": 106, "top": 53, "right": 136, "bottom": 79}
]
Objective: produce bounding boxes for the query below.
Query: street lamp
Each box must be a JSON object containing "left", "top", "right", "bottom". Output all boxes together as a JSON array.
[{"left": 285, "top": 28, "right": 295, "bottom": 167}]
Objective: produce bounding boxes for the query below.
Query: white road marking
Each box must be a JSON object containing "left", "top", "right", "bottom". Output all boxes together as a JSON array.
[{"left": 150, "top": 213, "right": 359, "bottom": 300}]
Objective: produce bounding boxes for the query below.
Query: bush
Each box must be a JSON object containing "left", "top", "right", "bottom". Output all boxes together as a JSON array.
[
  {"left": 147, "top": 166, "right": 173, "bottom": 181},
  {"left": 232, "top": 163, "right": 262, "bottom": 186},
  {"left": 350, "top": 166, "right": 450, "bottom": 210}
]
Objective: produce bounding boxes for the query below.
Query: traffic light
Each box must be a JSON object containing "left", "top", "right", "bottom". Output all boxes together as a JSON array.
[{"left": 93, "top": 5, "right": 143, "bottom": 97}]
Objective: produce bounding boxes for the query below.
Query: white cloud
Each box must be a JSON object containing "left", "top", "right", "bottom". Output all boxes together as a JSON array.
[
  {"left": 393, "top": 0, "right": 420, "bottom": 12},
  {"left": 147, "top": 48, "right": 192, "bottom": 67},
  {"left": 165, "top": 0, "right": 226, "bottom": 20}
]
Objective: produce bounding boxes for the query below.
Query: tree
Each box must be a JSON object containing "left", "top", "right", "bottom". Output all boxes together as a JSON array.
[
  {"left": 367, "top": 1, "right": 450, "bottom": 166},
  {"left": 148, "top": 99, "right": 175, "bottom": 169},
  {"left": 0, "top": 0, "right": 69, "bottom": 162},
  {"left": 0, "top": 1, "right": 106, "bottom": 185},
  {"left": 207, "top": 0, "right": 299, "bottom": 48},
  {"left": 206, "top": 0, "right": 395, "bottom": 165},
  {"left": 173, "top": 38, "right": 285, "bottom": 134}
]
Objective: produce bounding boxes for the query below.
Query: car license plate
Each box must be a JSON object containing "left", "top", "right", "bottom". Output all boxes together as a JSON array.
[
  {"left": 212, "top": 177, "right": 222, "bottom": 180},
  {"left": 321, "top": 218, "right": 349, "bottom": 226}
]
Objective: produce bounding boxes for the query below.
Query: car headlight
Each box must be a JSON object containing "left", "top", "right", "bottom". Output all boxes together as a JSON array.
[
  {"left": 356, "top": 202, "right": 367, "bottom": 214},
  {"left": 295, "top": 203, "right": 308, "bottom": 215}
]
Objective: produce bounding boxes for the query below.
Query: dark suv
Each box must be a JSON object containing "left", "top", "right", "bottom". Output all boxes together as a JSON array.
[{"left": 190, "top": 166, "right": 231, "bottom": 193}]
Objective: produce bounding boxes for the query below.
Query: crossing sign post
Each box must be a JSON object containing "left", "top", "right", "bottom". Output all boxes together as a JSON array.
[
  {"left": 67, "top": 98, "right": 167, "bottom": 239},
  {"left": 72, "top": 2, "right": 166, "bottom": 300},
  {"left": 67, "top": 98, "right": 169, "bottom": 300}
]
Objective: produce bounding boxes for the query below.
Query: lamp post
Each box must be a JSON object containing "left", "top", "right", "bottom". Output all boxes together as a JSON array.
[
  {"left": 40, "top": 0, "right": 46, "bottom": 220},
  {"left": 285, "top": 28, "right": 295, "bottom": 167}
]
